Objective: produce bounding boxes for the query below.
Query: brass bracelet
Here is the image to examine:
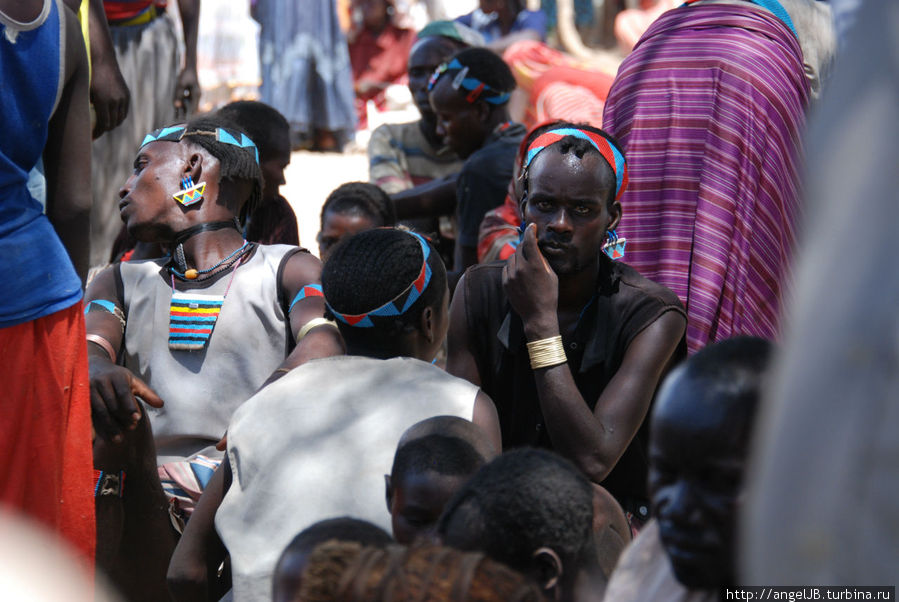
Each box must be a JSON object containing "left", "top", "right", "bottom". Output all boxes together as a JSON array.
[
  {"left": 86, "top": 334, "right": 116, "bottom": 363},
  {"left": 526, "top": 335, "right": 567, "bottom": 370},
  {"left": 295, "top": 317, "right": 338, "bottom": 342}
]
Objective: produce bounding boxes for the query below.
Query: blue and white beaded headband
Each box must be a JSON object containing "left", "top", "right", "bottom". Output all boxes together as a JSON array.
[
  {"left": 325, "top": 231, "right": 434, "bottom": 328},
  {"left": 139, "top": 125, "right": 260, "bottom": 164},
  {"left": 427, "top": 58, "right": 511, "bottom": 105}
]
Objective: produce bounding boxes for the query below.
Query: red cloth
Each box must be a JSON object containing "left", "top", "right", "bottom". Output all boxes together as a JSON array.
[
  {"left": 0, "top": 302, "right": 95, "bottom": 570},
  {"left": 103, "top": 0, "right": 167, "bottom": 22},
  {"left": 348, "top": 24, "right": 416, "bottom": 128}
]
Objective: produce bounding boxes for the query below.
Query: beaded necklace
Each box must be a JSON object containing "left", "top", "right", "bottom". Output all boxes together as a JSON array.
[{"left": 170, "top": 240, "right": 252, "bottom": 281}]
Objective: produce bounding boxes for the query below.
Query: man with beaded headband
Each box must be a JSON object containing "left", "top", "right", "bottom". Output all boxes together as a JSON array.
[
  {"left": 83, "top": 114, "right": 342, "bottom": 599},
  {"left": 167, "top": 228, "right": 501, "bottom": 601},
  {"left": 447, "top": 122, "right": 686, "bottom": 530}
]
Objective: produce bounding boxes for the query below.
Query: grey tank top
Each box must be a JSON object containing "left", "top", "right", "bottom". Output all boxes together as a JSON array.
[{"left": 120, "top": 244, "right": 297, "bottom": 463}]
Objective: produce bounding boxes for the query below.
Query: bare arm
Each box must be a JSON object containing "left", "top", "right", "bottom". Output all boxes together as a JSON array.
[
  {"left": 502, "top": 225, "right": 685, "bottom": 484},
  {"left": 174, "top": 0, "right": 200, "bottom": 116},
  {"left": 168, "top": 460, "right": 231, "bottom": 601},
  {"left": 472, "top": 390, "right": 501, "bottom": 453},
  {"left": 260, "top": 251, "right": 345, "bottom": 387},
  {"left": 85, "top": 266, "right": 164, "bottom": 442},
  {"left": 44, "top": 2, "right": 92, "bottom": 283},
  {"left": 86, "top": 0, "right": 130, "bottom": 137},
  {"left": 391, "top": 173, "right": 459, "bottom": 221}
]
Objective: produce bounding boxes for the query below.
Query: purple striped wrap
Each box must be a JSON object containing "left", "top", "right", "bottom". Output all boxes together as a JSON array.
[{"left": 603, "top": 4, "right": 810, "bottom": 353}]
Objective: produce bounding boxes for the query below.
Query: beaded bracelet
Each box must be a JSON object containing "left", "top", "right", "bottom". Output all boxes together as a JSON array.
[{"left": 526, "top": 335, "right": 567, "bottom": 370}]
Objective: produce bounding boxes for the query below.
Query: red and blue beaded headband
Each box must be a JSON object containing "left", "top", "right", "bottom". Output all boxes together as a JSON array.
[
  {"left": 427, "top": 58, "right": 511, "bottom": 106},
  {"left": 139, "top": 125, "right": 260, "bottom": 164},
  {"left": 524, "top": 127, "right": 629, "bottom": 202},
  {"left": 326, "top": 231, "right": 434, "bottom": 328}
]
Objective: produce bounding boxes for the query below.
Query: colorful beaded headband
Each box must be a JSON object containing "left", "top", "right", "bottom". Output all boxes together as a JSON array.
[
  {"left": 139, "top": 125, "right": 260, "bottom": 164},
  {"left": 326, "top": 231, "right": 433, "bottom": 328},
  {"left": 524, "top": 127, "right": 629, "bottom": 201},
  {"left": 427, "top": 58, "right": 511, "bottom": 105}
]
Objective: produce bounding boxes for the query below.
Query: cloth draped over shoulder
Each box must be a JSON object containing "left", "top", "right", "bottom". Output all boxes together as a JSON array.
[{"left": 602, "top": 4, "right": 810, "bottom": 353}]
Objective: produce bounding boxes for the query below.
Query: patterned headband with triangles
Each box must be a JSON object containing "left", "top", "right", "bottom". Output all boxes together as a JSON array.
[
  {"left": 139, "top": 125, "right": 260, "bottom": 164},
  {"left": 524, "top": 127, "right": 629, "bottom": 201},
  {"left": 427, "top": 58, "right": 511, "bottom": 105},
  {"left": 326, "top": 231, "right": 433, "bottom": 328}
]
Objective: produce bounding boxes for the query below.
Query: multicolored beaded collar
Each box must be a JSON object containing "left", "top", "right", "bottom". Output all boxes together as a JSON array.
[
  {"left": 524, "top": 127, "right": 629, "bottom": 202},
  {"left": 139, "top": 124, "right": 260, "bottom": 164},
  {"left": 427, "top": 58, "right": 511, "bottom": 105},
  {"left": 326, "top": 231, "right": 433, "bottom": 328}
]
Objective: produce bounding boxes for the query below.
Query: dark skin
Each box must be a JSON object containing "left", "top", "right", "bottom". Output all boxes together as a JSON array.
[
  {"left": 478, "top": 0, "right": 541, "bottom": 53},
  {"left": 36, "top": 0, "right": 92, "bottom": 285},
  {"left": 447, "top": 149, "right": 686, "bottom": 486},
  {"left": 85, "top": 139, "right": 341, "bottom": 600},
  {"left": 649, "top": 366, "right": 752, "bottom": 590},
  {"left": 388, "top": 471, "right": 469, "bottom": 545},
  {"left": 168, "top": 286, "right": 502, "bottom": 600}
]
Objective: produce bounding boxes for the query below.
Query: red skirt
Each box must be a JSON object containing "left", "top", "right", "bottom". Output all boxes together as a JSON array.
[{"left": 0, "top": 301, "right": 95, "bottom": 570}]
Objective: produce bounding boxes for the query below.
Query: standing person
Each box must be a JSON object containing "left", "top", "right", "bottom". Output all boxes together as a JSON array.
[
  {"left": 85, "top": 115, "right": 341, "bottom": 599},
  {"left": 602, "top": 0, "right": 834, "bottom": 353},
  {"left": 447, "top": 123, "right": 686, "bottom": 526},
  {"left": 89, "top": 0, "right": 200, "bottom": 267},
  {"left": 0, "top": 0, "right": 94, "bottom": 567},
  {"left": 347, "top": 0, "right": 416, "bottom": 129},
  {"left": 254, "top": 0, "right": 357, "bottom": 152}
]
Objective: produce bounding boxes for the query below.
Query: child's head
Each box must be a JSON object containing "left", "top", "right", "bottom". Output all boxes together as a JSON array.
[
  {"left": 386, "top": 416, "right": 495, "bottom": 544},
  {"left": 272, "top": 517, "right": 392, "bottom": 602},
  {"left": 317, "top": 182, "right": 396, "bottom": 261}
]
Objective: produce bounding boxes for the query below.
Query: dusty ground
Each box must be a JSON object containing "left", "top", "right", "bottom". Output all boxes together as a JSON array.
[{"left": 281, "top": 147, "right": 369, "bottom": 257}]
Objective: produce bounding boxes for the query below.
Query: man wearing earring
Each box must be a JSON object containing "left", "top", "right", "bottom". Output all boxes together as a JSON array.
[{"left": 447, "top": 122, "right": 686, "bottom": 530}]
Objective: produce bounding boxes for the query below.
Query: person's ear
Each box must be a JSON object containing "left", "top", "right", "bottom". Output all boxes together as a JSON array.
[
  {"left": 607, "top": 199, "right": 622, "bottom": 232},
  {"left": 185, "top": 152, "right": 204, "bottom": 183},
  {"left": 476, "top": 100, "right": 491, "bottom": 123},
  {"left": 419, "top": 305, "right": 435, "bottom": 343},
  {"left": 385, "top": 474, "right": 393, "bottom": 512},
  {"left": 532, "top": 546, "right": 564, "bottom": 595}
]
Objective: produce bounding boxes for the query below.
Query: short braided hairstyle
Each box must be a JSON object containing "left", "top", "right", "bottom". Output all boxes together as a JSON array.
[
  {"left": 438, "top": 47, "right": 516, "bottom": 100},
  {"left": 321, "top": 182, "right": 396, "bottom": 228},
  {"left": 321, "top": 228, "right": 447, "bottom": 344},
  {"left": 437, "top": 448, "right": 595, "bottom": 576},
  {"left": 299, "top": 542, "right": 546, "bottom": 602},
  {"left": 180, "top": 114, "right": 263, "bottom": 219},
  {"left": 216, "top": 100, "right": 289, "bottom": 163}
]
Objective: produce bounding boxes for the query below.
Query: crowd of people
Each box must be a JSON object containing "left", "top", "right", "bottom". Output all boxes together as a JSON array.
[{"left": 2, "top": 0, "right": 895, "bottom": 600}]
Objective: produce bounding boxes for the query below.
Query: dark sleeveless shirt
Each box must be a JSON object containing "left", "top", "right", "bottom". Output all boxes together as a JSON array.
[{"left": 461, "top": 256, "right": 686, "bottom": 515}]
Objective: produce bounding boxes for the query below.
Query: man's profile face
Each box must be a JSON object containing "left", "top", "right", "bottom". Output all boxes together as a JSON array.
[
  {"left": 648, "top": 369, "right": 749, "bottom": 589},
  {"left": 260, "top": 145, "right": 290, "bottom": 201},
  {"left": 429, "top": 77, "right": 487, "bottom": 159},
  {"left": 390, "top": 469, "right": 468, "bottom": 545},
  {"left": 522, "top": 150, "right": 619, "bottom": 276},
  {"left": 408, "top": 38, "right": 459, "bottom": 120}
]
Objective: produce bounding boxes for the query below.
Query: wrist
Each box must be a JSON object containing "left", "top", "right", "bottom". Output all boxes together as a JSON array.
[{"left": 523, "top": 315, "right": 559, "bottom": 342}]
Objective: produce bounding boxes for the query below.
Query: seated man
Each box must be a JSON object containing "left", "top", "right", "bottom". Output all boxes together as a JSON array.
[
  {"left": 273, "top": 517, "right": 392, "bottom": 602},
  {"left": 393, "top": 47, "right": 524, "bottom": 279},
  {"left": 84, "top": 115, "right": 341, "bottom": 599},
  {"left": 387, "top": 415, "right": 497, "bottom": 544},
  {"left": 437, "top": 448, "right": 606, "bottom": 600},
  {"left": 168, "top": 228, "right": 501, "bottom": 601},
  {"left": 448, "top": 122, "right": 686, "bottom": 526},
  {"left": 605, "top": 337, "right": 773, "bottom": 600},
  {"left": 367, "top": 20, "right": 483, "bottom": 195},
  {"left": 456, "top": 0, "right": 547, "bottom": 53},
  {"left": 217, "top": 100, "right": 299, "bottom": 246}
]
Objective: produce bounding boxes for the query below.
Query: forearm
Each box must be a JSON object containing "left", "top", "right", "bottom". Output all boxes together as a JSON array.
[
  {"left": 177, "top": 0, "right": 200, "bottom": 71},
  {"left": 391, "top": 175, "right": 457, "bottom": 220},
  {"left": 524, "top": 317, "right": 617, "bottom": 484}
]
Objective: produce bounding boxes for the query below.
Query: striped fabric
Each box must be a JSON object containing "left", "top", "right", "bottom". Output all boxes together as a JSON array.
[
  {"left": 158, "top": 454, "right": 220, "bottom": 518},
  {"left": 168, "top": 291, "right": 225, "bottom": 350},
  {"left": 602, "top": 4, "right": 810, "bottom": 353}
]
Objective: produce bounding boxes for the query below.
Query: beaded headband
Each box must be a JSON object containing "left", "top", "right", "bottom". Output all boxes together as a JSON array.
[
  {"left": 139, "top": 125, "right": 260, "bottom": 164},
  {"left": 427, "top": 58, "right": 511, "bottom": 105},
  {"left": 326, "top": 231, "right": 433, "bottom": 328},
  {"left": 524, "top": 127, "right": 629, "bottom": 201}
]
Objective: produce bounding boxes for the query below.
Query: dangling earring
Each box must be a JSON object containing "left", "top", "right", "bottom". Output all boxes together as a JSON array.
[
  {"left": 602, "top": 229, "right": 626, "bottom": 260},
  {"left": 173, "top": 175, "right": 205, "bottom": 206}
]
